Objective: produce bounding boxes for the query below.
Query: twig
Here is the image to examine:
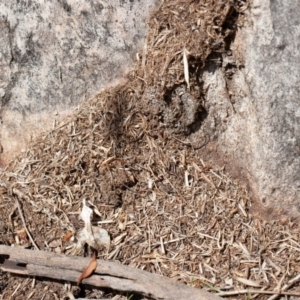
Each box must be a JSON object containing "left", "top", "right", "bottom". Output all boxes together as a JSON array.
[
  {"left": 11, "top": 283, "right": 21, "bottom": 297},
  {"left": 267, "top": 273, "right": 300, "bottom": 300},
  {"left": 14, "top": 198, "right": 39, "bottom": 250},
  {"left": 218, "top": 288, "right": 300, "bottom": 297}
]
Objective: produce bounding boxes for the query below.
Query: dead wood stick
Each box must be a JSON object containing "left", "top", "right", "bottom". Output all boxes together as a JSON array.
[{"left": 0, "top": 245, "right": 222, "bottom": 300}]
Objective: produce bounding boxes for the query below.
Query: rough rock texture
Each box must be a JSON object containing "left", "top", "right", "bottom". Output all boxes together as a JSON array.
[
  {"left": 0, "top": 0, "right": 159, "bottom": 165},
  {"left": 200, "top": 0, "right": 300, "bottom": 217},
  {"left": 1, "top": 0, "right": 300, "bottom": 217}
]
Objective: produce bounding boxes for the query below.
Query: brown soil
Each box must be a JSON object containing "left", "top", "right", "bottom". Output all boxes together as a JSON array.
[{"left": 1, "top": 0, "right": 300, "bottom": 299}]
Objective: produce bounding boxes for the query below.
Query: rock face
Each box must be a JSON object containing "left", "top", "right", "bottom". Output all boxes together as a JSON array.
[
  {"left": 200, "top": 0, "right": 300, "bottom": 217},
  {"left": 1, "top": 0, "right": 300, "bottom": 217},
  {"left": 0, "top": 0, "right": 159, "bottom": 165}
]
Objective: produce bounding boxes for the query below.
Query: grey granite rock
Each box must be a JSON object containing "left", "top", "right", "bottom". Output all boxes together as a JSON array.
[
  {"left": 0, "top": 0, "right": 159, "bottom": 164},
  {"left": 2, "top": 0, "right": 300, "bottom": 216},
  {"left": 200, "top": 0, "right": 300, "bottom": 217}
]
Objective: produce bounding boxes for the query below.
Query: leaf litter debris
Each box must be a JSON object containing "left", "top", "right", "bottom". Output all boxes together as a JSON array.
[
  {"left": 1, "top": 0, "right": 300, "bottom": 299},
  {"left": 77, "top": 252, "right": 98, "bottom": 286}
]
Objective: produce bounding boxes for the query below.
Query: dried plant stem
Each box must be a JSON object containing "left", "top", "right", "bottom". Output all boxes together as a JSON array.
[
  {"left": 219, "top": 288, "right": 300, "bottom": 297},
  {"left": 15, "top": 197, "right": 39, "bottom": 250},
  {"left": 266, "top": 273, "right": 300, "bottom": 300}
]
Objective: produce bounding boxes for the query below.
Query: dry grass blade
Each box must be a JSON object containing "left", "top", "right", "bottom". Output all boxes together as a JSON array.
[
  {"left": 219, "top": 289, "right": 300, "bottom": 297},
  {"left": 15, "top": 197, "right": 39, "bottom": 250},
  {"left": 267, "top": 273, "right": 300, "bottom": 300},
  {"left": 183, "top": 48, "right": 190, "bottom": 90},
  {"left": 235, "top": 277, "right": 261, "bottom": 288}
]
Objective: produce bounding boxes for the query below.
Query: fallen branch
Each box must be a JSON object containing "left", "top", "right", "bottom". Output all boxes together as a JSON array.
[{"left": 0, "top": 245, "right": 222, "bottom": 300}]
